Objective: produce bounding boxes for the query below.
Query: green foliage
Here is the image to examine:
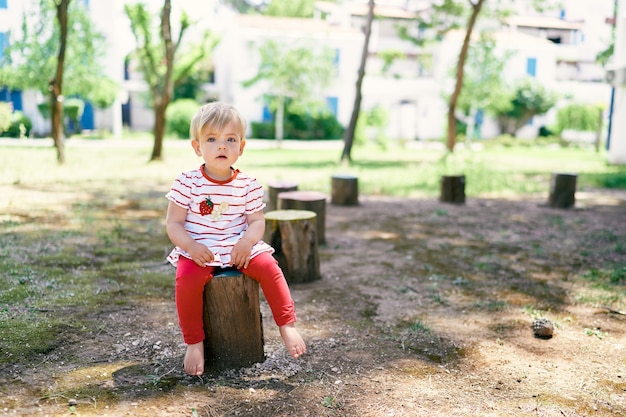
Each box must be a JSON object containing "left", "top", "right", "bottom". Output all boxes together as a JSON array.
[
  {"left": 397, "top": 0, "right": 467, "bottom": 46},
  {"left": 286, "top": 110, "right": 344, "bottom": 140},
  {"left": 243, "top": 39, "right": 336, "bottom": 141},
  {"left": 265, "top": 0, "right": 315, "bottom": 17},
  {"left": 0, "top": 0, "right": 118, "bottom": 108},
  {"left": 456, "top": 32, "right": 512, "bottom": 116},
  {"left": 250, "top": 106, "right": 344, "bottom": 140},
  {"left": 166, "top": 99, "right": 201, "bottom": 139},
  {"left": 64, "top": 98, "right": 85, "bottom": 126},
  {"left": 495, "top": 77, "right": 559, "bottom": 136},
  {"left": 174, "top": 63, "right": 215, "bottom": 101},
  {"left": 0, "top": 111, "right": 32, "bottom": 138},
  {"left": 379, "top": 49, "right": 406, "bottom": 74},
  {"left": 353, "top": 105, "right": 390, "bottom": 147},
  {"left": 0, "top": 102, "right": 11, "bottom": 134},
  {"left": 552, "top": 103, "right": 602, "bottom": 135}
]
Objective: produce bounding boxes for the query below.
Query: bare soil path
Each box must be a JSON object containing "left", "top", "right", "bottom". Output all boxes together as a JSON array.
[{"left": 1, "top": 190, "right": 625, "bottom": 417}]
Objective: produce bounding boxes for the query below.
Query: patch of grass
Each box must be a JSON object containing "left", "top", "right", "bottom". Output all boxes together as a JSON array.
[
  {"left": 2, "top": 139, "right": 626, "bottom": 199},
  {"left": 472, "top": 299, "right": 508, "bottom": 312},
  {"left": 0, "top": 313, "right": 69, "bottom": 363},
  {"left": 573, "top": 266, "right": 626, "bottom": 308}
]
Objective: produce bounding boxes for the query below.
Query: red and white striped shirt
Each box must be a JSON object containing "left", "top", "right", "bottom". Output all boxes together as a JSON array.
[{"left": 166, "top": 165, "right": 273, "bottom": 267}]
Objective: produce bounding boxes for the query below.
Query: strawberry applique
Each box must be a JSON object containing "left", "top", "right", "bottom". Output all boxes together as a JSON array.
[{"left": 199, "top": 196, "right": 214, "bottom": 216}]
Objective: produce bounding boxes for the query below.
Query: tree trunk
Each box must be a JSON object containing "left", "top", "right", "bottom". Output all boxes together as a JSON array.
[
  {"left": 277, "top": 190, "right": 327, "bottom": 245},
  {"left": 267, "top": 180, "right": 298, "bottom": 212},
  {"left": 149, "top": 0, "right": 174, "bottom": 162},
  {"left": 50, "top": 0, "right": 71, "bottom": 165},
  {"left": 341, "top": 0, "right": 374, "bottom": 163},
  {"left": 446, "top": 0, "right": 485, "bottom": 153},
  {"left": 151, "top": 101, "right": 166, "bottom": 161},
  {"left": 440, "top": 175, "right": 466, "bottom": 204},
  {"left": 331, "top": 174, "right": 359, "bottom": 206},
  {"left": 548, "top": 173, "right": 577, "bottom": 209},
  {"left": 263, "top": 210, "right": 320, "bottom": 284},
  {"left": 203, "top": 269, "right": 264, "bottom": 371},
  {"left": 275, "top": 95, "right": 285, "bottom": 147}
]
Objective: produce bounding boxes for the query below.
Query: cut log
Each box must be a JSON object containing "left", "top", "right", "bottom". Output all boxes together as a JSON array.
[
  {"left": 277, "top": 190, "right": 327, "bottom": 244},
  {"left": 264, "top": 210, "right": 320, "bottom": 284},
  {"left": 549, "top": 173, "right": 577, "bottom": 209},
  {"left": 331, "top": 174, "right": 359, "bottom": 206},
  {"left": 440, "top": 175, "right": 466, "bottom": 204},
  {"left": 266, "top": 180, "right": 298, "bottom": 212},
  {"left": 203, "top": 269, "right": 264, "bottom": 371}
]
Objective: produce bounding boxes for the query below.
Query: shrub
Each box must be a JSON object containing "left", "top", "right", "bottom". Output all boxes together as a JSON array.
[
  {"left": 250, "top": 110, "right": 344, "bottom": 140},
  {"left": 0, "top": 111, "right": 32, "bottom": 138},
  {"left": 166, "top": 99, "right": 200, "bottom": 139},
  {"left": 552, "top": 103, "right": 602, "bottom": 135},
  {"left": 0, "top": 102, "right": 11, "bottom": 134},
  {"left": 250, "top": 121, "right": 275, "bottom": 139}
]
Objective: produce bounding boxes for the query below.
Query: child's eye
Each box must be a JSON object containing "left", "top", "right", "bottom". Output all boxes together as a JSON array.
[
  {"left": 206, "top": 137, "right": 215, "bottom": 142},
  {"left": 227, "top": 137, "right": 237, "bottom": 142}
]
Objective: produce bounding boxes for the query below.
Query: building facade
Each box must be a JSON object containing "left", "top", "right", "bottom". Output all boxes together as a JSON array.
[{"left": 0, "top": 0, "right": 621, "bottom": 154}]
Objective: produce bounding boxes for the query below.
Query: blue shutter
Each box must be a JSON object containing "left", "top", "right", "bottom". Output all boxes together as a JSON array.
[
  {"left": 262, "top": 104, "right": 273, "bottom": 122},
  {"left": 0, "top": 32, "right": 6, "bottom": 59},
  {"left": 526, "top": 57, "right": 537, "bottom": 77},
  {"left": 326, "top": 97, "right": 338, "bottom": 117}
]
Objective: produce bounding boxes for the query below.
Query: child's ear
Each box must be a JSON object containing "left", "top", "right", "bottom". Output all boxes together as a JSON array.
[
  {"left": 191, "top": 139, "right": 201, "bottom": 156},
  {"left": 239, "top": 138, "right": 246, "bottom": 155}
]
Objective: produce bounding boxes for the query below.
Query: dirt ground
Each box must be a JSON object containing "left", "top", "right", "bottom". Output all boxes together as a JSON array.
[{"left": 1, "top": 189, "right": 626, "bottom": 417}]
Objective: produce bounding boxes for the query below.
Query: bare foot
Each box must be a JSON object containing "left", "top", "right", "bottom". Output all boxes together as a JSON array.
[
  {"left": 279, "top": 323, "right": 306, "bottom": 359},
  {"left": 183, "top": 341, "right": 204, "bottom": 376}
]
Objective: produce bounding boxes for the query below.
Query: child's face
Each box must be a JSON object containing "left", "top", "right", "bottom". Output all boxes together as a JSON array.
[{"left": 192, "top": 120, "right": 246, "bottom": 177}]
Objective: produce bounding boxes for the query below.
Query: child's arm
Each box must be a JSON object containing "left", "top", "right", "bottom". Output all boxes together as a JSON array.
[
  {"left": 230, "top": 210, "right": 265, "bottom": 269},
  {"left": 165, "top": 200, "right": 214, "bottom": 267}
]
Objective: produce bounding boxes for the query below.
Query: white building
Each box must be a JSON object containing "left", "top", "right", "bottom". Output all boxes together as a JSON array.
[{"left": 0, "top": 0, "right": 621, "bottom": 157}]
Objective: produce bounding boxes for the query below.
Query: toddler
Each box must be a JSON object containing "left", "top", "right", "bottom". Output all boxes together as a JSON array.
[{"left": 165, "top": 102, "right": 306, "bottom": 375}]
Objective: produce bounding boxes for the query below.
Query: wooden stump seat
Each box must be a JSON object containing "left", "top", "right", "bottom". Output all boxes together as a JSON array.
[
  {"left": 266, "top": 180, "right": 298, "bottom": 212},
  {"left": 440, "top": 175, "right": 466, "bottom": 204},
  {"left": 331, "top": 174, "right": 359, "bottom": 206},
  {"left": 264, "top": 210, "right": 320, "bottom": 284},
  {"left": 203, "top": 268, "right": 264, "bottom": 371},
  {"left": 277, "top": 190, "right": 327, "bottom": 244},
  {"left": 548, "top": 172, "right": 577, "bottom": 209}
]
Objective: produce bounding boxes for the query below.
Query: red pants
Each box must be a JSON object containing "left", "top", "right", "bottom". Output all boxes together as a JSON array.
[{"left": 175, "top": 252, "right": 296, "bottom": 345}]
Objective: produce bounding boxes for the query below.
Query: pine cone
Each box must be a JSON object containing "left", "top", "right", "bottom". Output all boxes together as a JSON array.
[{"left": 532, "top": 318, "right": 554, "bottom": 339}]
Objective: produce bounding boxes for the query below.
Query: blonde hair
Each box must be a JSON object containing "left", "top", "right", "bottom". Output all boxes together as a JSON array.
[{"left": 189, "top": 102, "right": 247, "bottom": 141}]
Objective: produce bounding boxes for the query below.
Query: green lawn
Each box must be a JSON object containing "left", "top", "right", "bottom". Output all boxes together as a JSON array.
[{"left": 1, "top": 137, "right": 625, "bottom": 198}]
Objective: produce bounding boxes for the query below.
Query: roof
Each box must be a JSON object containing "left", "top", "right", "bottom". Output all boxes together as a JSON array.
[
  {"left": 506, "top": 15, "right": 585, "bottom": 31},
  {"left": 315, "top": 1, "right": 418, "bottom": 20},
  {"left": 234, "top": 14, "right": 359, "bottom": 34}
]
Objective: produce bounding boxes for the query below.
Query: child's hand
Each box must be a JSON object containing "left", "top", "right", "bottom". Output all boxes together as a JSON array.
[
  {"left": 186, "top": 242, "right": 214, "bottom": 267},
  {"left": 230, "top": 240, "right": 253, "bottom": 269}
]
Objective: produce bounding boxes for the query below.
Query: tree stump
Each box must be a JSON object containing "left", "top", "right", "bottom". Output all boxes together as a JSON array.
[
  {"left": 264, "top": 210, "right": 320, "bottom": 284},
  {"left": 266, "top": 180, "right": 298, "bottom": 212},
  {"left": 203, "top": 269, "right": 264, "bottom": 371},
  {"left": 440, "top": 175, "right": 466, "bottom": 204},
  {"left": 277, "top": 190, "right": 327, "bottom": 244},
  {"left": 549, "top": 173, "right": 577, "bottom": 209},
  {"left": 331, "top": 174, "right": 359, "bottom": 206}
]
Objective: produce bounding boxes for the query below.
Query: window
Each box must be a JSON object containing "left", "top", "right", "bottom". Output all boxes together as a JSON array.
[
  {"left": 333, "top": 48, "right": 340, "bottom": 75},
  {"left": 526, "top": 57, "right": 537, "bottom": 77},
  {"left": 0, "top": 32, "right": 6, "bottom": 60},
  {"left": 326, "top": 97, "right": 338, "bottom": 117},
  {"left": 262, "top": 103, "right": 273, "bottom": 122}
]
